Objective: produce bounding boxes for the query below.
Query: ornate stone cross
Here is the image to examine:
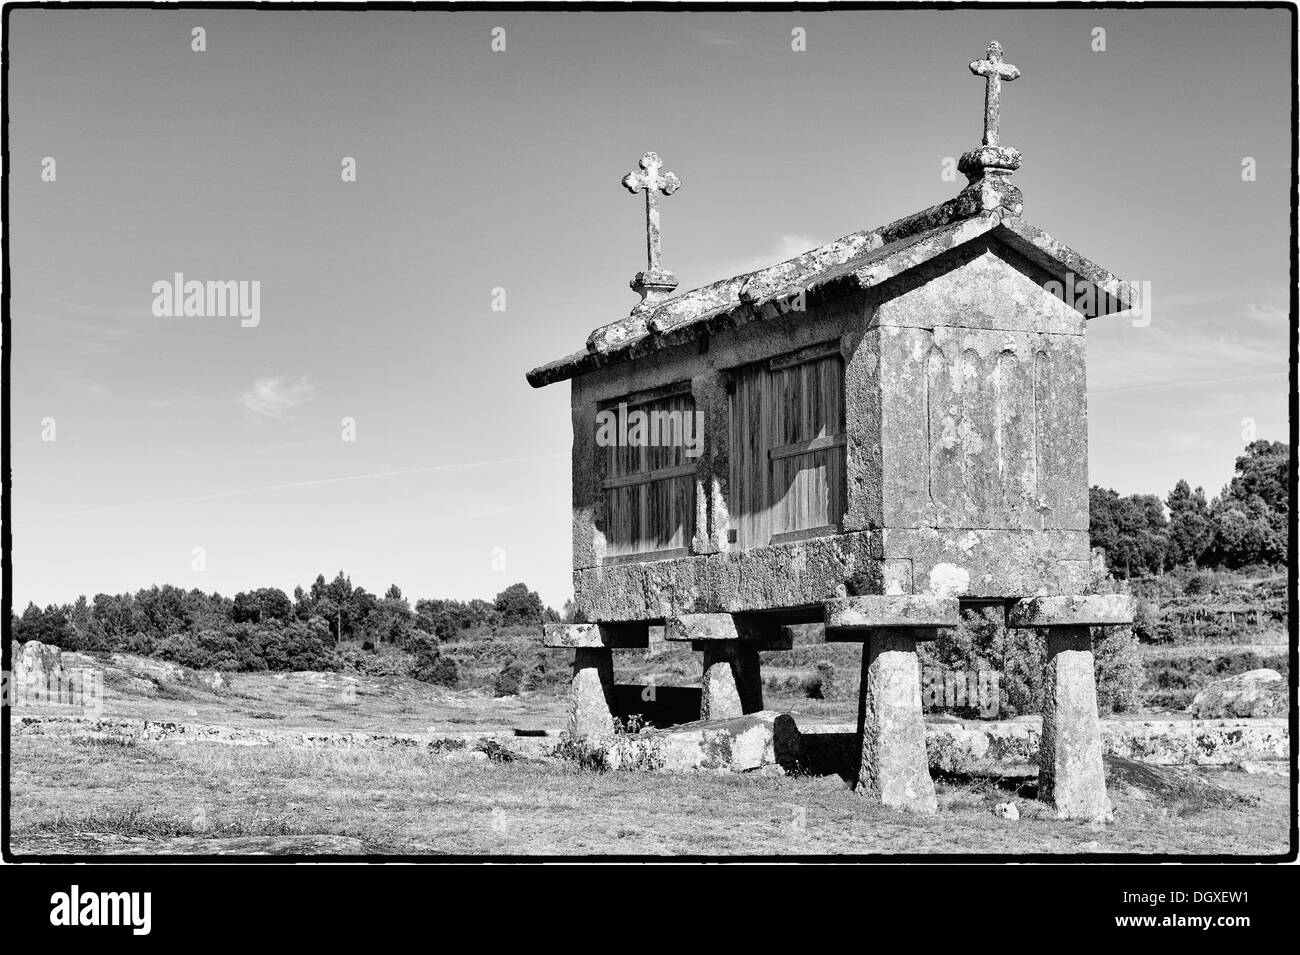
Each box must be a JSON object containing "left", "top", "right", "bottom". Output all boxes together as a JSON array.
[
  {"left": 622, "top": 151, "right": 681, "bottom": 309},
  {"left": 969, "top": 41, "right": 1020, "bottom": 147}
]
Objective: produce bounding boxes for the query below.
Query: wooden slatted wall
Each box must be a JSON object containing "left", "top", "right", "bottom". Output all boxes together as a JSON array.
[
  {"left": 601, "top": 392, "right": 696, "bottom": 561},
  {"left": 729, "top": 348, "right": 846, "bottom": 549}
]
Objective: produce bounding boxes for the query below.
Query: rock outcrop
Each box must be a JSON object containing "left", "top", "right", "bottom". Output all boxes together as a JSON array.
[
  {"left": 10, "top": 640, "right": 68, "bottom": 703},
  {"left": 1187, "top": 669, "right": 1287, "bottom": 719}
]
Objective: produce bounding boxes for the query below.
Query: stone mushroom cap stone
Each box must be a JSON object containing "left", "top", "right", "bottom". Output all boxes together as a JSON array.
[
  {"left": 824, "top": 596, "right": 963, "bottom": 630},
  {"left": 1006, "top": 594, "right": 1136, "bottom": 628},
  {"left": 526, "top": 202, "right": 1137, "bottom": 388}
]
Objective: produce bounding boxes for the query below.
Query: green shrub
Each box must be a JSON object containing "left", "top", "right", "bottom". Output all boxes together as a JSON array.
[
  {"left": 409, "top": 635, "right": 460, "bottom": 687},
  {"left": 919, "top": 606, "right": 1145, "bottom": 718},
  {"left": 801, "top": 661, "right": 836, "bottom": 700},
  {"left": 551, "top": 733, "right": 608, "bottom": 772},
  {"left": 336, "top": 644, "right": 412, "bottom": 677},
  {"left": 257, "top": 620, "right": 334, "bottom": 671},
  {"left": 1094, "top": 627, "right": 1145, "bottom": 713},
  {"left": 492, "top": 659, "right": 525, "bottom": 697}
]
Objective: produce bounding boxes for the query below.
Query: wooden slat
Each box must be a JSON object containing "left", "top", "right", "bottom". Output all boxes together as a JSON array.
[
  {"left": 770, "top": 524, "right": 842, "bottom": 544},
  {"left": 600, "top": 462, "right": 697, "bottom": 491},
  {"left": 769, "top": 340, "right": 842, "bottom": 371},
  {"left": 601, "top": 546, "right": 690, "bottom": 566},
  {"left": 597, "top": 379, "right": 692, "bottom": 411},
  {"left": 768, "top": 433, "right": 847, "bottom": 461}
]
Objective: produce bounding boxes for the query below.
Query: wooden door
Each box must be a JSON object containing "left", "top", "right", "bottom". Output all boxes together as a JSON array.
[{"left": 728, "top": 345, "right": 846, "bottom": 549}]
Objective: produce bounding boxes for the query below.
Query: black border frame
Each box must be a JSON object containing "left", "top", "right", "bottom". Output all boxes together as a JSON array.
[{"left": 1, "top": 0, "right": 1296, "bottom": 866}]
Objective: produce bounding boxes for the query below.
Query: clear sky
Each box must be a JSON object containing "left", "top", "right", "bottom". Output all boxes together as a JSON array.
[{"left": 5, "top": 6, "right": 1292, "bottom": 611}]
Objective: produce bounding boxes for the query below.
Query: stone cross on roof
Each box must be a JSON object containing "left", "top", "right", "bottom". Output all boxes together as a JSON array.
[
  {"left": 969, "top": 41, "right": 1020, "bottom": 147},
  {"left": 622, "top": 151, "right": 681, "bottom": 311}
]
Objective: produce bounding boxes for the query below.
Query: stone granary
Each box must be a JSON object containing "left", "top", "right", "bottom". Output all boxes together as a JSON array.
[{"left": 526, "top": 42, "right": 1135, "bottom": 818}]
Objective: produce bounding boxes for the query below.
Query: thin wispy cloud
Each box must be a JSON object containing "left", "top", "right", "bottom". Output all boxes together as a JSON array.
[
  {"left": 59, "top": 452, "right": 569, "bottom": 516},
  {"left": 706, "top": 233, "right": 821, "bottom": 282},
  {"left": 683, "top": 26, "right": 744, "bottom": 47},
  {"left": 1088, "top": 297, "right": 1287, "bottom": 394},
  {"left": 240, "top": 376, "right": 315, "bottom": 421}
]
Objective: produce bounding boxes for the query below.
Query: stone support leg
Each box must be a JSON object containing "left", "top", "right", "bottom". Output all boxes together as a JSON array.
[
  {"left": 699, "top": 643, "right": 762, "bottom": 720},
  {"left": 569, "top": 647, "right": 616, "bottom": 737},
  {"left": 1039, "top": 626, "right": 1109, "bottom": 820},
  {"left": 856, "top": 629, "right": 937, "bottom": 814}
]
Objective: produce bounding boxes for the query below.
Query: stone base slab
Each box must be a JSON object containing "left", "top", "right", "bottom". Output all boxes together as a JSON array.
[
  {"left": 878, "top": 527, "right": 1093, "bottom": 599},
  {"left": 574, "top": 532, "right": 882, "bottom": 621},
  {"left": 575, "top": 529, "right": 1098, "bottom": 622}
]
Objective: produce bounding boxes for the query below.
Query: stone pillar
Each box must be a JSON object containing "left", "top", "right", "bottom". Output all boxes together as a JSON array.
[
  {"left": 666, "top": 613, "right": 790, "bottom": 723},
  {"left": 569, "top": 647, "right": 616, "bottom": 738},
  {"left": 825, "top": 596, "right": 960, "bottom": 815},
  {"left": 1006, "top": 595, "right": 1132, "bottom": 821},
  {"left": 1038, "top": 627, "right": 1108, "bottom": 820},
  {"left": 543, "top": 622, "right": 651, "bottom": 738},
  {"left": 857, "top": 629, "right": 937, "bottom": 814},
  {"left": 700, "top": 643, "right": 762, "bottom": 720}
]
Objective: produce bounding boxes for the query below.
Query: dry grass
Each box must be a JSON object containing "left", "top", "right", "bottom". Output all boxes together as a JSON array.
[
  {"left": 9, "top": 731, "right": 1290, "bottom": 857},
  {"left": 9, "top": 648, "right": 1290, "bottom": 858}
]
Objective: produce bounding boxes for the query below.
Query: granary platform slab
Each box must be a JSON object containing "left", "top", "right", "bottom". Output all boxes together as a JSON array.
[
  {"left": 574, "top": 531, "right": 881, "bottom": 621},
  {"left": 574, "top": 529, "right": 1097, "bottom": 623},
  {"left": 823, "top": 595, "right": 961, "bottom": 630},
  {"left": 541, "top": 622, "right": 654, "bottom": 649},
  {"left": 1006, "top": 594, "right": 1135, "bottom": 628},
  {"left": 664, "top": 613, "right": 794, "bottom": 649}
]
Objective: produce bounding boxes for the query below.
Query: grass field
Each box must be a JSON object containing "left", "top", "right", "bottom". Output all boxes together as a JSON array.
[
  {"left": 9, "top": 731, "right": 1290, "bottom": 857},
  {"left": 7, "top": 652, "right": 1292, "bottom": 858}
]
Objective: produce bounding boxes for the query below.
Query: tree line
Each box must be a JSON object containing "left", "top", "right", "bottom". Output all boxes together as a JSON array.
[
  {"left": 10, "top": 574, "right": 560, "bottom": 675},
  {"left": 10, "top": 441, "right": 1287, "bottom": 668},
  {"left": 1089, "top": 440, "right": 1288, "bottom": 578}
]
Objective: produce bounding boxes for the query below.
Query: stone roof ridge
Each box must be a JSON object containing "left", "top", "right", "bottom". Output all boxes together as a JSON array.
[
  {"left": 526, "top": 207, "right": 1135, "bottom": 390},
  {"left": 584, "top": 187, "right": 1006, "bottom": 357}
]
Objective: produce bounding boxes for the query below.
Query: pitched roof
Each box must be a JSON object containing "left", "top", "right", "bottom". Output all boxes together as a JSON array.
[{"left": 526, "top": 197, "right": 1136, "bottom": 389}]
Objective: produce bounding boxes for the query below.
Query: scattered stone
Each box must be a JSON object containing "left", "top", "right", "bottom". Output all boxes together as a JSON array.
[
  {"left": 1104, "top": 718, "right": 1287, "bottom": 766},
  {"left": 1187, "top": 669, "right": 1286, "bottom": 719},
  {"left": 1105, "top": 755, "right": 1256, "bottom": 813},
  {"left": 803, "top": 773, "right": 852, "bottom": 792},
  {"left": 601, "top": 711, "right": 800, "bottom": 773},
  {"left": 800, "top": 716, "right": 1289, "bottom": 778},
  {"left": 442, "top": 749, "right": 490, "bottom": 764},
  {"left": 1230, "top": 761, "right": 1287, "bottom": 776},
  {"left": 993, "top": 801, "right": 1019, "bottom": 820}
]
